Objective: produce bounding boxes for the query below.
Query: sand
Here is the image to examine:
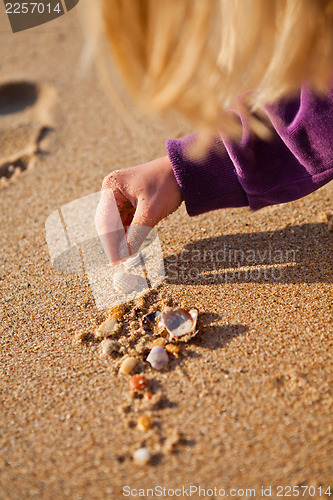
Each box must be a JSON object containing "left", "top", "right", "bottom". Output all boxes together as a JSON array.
[{"left": 0, "top": 5, "right": 332, "bottom": 500}]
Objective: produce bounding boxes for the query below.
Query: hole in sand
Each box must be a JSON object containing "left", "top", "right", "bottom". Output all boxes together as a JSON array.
[{"left": 0, "top": 82, "right": 39, "bottom": 115}]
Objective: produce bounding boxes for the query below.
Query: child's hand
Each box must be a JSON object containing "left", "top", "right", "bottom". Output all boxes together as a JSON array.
[{"left": 94, "top": 156, "right": 183, "bottom": 264}]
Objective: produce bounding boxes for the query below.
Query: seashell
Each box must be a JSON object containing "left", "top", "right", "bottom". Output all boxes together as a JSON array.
[
  {"left": 119, "top": 356, "right": 138, "bottom": 375},
  {"left": 146, "top": 345, "right": 168, "bottom": 370},
  {"left": 137, "top": 415, "right": 153, "bottom": 432},
  {"left": 129, "top": 374, "right": 148, "bottom": 391},
  {"left": 114, "top": 271, "right": 139, "bottom": 294},
  {"left": 159, "top": 308, "right": 199, "bottom": 342},
  {"left": 95, "top": 317, "right": 117, "bottom": 338},
  {"left": 108, "top": 304, "right": 124, "bottom": 320},
  {"left": 133, "top": 447, "right": 152, "bottom": 465},
  {"left": 100, "top": 339, "right": 121, "bottom": 357},
  {"left": 124, "top": 252, "right": 143, "bottom": 269}
]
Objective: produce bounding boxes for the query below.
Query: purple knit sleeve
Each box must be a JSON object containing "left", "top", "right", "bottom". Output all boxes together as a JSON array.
[{"left": 165, "top": 83, "right": 333, "bottom": 216}]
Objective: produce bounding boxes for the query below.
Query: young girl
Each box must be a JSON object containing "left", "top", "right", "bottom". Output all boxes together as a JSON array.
[{"left": 88, "top": 0, "right": 333, "bottom": 263}]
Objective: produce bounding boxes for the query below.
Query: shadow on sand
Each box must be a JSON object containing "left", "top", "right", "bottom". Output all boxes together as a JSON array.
[{"left": 163, "top": 223, "right": 332, "bottom": 286}]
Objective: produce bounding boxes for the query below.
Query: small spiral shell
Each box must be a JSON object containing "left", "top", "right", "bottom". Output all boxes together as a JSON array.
[{"left": 113, "top": 271, "right": 139, "bottom": 294}]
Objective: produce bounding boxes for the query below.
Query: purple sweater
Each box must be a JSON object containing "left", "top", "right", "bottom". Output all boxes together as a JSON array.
[{"left": 166, "top": 83, "right": 333, "bottom": 216}]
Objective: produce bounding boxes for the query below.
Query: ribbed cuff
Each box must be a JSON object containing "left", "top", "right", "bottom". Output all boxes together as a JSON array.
[{"left": 166, "top": 133, "right": 249, "bottom": 216}]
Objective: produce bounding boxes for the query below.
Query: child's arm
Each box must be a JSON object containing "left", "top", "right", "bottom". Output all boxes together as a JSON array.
[
  {"left": 166, "top": 81, "right": 333, "bottom": 216},
  {"left": 95, "top": 82, "right": 333, "bottom": 263}
]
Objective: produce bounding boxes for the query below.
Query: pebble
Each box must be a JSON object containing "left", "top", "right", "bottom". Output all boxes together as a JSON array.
[
  {"left": 119, "top": 357, "right": 138, "bottom": 375},
  {"left": 129, "top": 374, "right": 148, "bottom": 391},
  {"left": 100, "top": 339, "right": 121, "bottom": 357},
  {"left": 137, "top": 415, "right": 153, "bottom": 432},
  {"left": 133, "top": 447, "right": 152, "bottom": 465},
  {"left": 146, "top": 346, "right": 169, "bottom": 370}
]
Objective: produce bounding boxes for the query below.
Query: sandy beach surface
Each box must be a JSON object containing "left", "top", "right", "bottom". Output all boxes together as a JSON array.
[{"left": 0, "top": 4, "right": 332, "bottom": 500}]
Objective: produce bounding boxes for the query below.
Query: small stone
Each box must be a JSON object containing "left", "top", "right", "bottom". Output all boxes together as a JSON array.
[
  {"left": 129, "top": 374, "right": 148, "bottom": 391},
  {"left": 100, "top": 339, "right": 121, "bottom": 357},
  {"left": 137, "top": 415, "right": 153, "bottom": 432},
  {"left": 133, "top": 447, "right": 152, "bottom": 465},
  {"left": 95, "top": 317, "right": 117, "bottom": 338},
  {"left": 108, "top": 304, "right": 124, "bottom": 319},
  {"left": 165, "top": 344, "right": 180, "bottom": 356},
  {"left": 146, "top": 346, "right": 169, "bottom": 370},
  {"left": 119, "top": 357, "right": 138, "bottom": 375}
]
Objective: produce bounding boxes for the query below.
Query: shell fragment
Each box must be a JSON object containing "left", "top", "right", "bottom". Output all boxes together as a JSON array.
[
  {"left": 146, "top": 345, "right": 168, "bottom": 370},
  {"left": 159, "top": 308, "right": 199, "bottom": 342},
  {"left": 95, "top": 317, "right": 117, "bottom": 338}
]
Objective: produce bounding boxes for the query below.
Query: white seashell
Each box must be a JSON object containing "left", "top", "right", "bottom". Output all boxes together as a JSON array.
[
  {"left": 113, "top": 271, "right": 138, "bottom": 294},
  {"left": 119, "top": 356, "right": 138, "bottom": 375},
  {"left": 146, "top": 345, "right": 168, "bottom": 370},
  {"left": 133, "top": 447, "right": 152, "bottom": 465},
  {"left": 95, "top": 317, "right": 117, "bottom": 338},
  {"left": 124, "top": 252, "right": 143, "bottom": 269},
  {"left": 160, "top": 308, "right": 198, "bottom": 341}
]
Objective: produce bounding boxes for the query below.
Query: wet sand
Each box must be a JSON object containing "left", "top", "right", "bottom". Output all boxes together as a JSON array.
[{"left": 0, "top": 5, "right": 332, "bottom": 500}]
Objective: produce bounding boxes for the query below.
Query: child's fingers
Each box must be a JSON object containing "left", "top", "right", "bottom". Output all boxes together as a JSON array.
[{"left": 122, "top": 198, "right": 156, "bottom": 257}]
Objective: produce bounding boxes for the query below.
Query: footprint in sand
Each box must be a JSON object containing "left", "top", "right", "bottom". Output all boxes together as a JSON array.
[{"left": 0, "top": 81, "right": 56, "bottom": 186}]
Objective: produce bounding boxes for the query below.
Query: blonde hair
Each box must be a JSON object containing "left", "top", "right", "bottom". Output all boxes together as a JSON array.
[{"left": 82, "top": 0, "right": 333, "bottom": 142}]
